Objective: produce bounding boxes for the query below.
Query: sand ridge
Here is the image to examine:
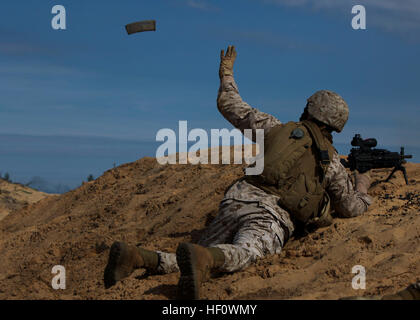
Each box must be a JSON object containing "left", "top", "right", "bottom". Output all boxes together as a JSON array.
[
  {"left": 0, "top": 179, "right": 52, "bottom": 222},
  {"left": 0, "top": 153, "right": 418, "bottom": 300}
]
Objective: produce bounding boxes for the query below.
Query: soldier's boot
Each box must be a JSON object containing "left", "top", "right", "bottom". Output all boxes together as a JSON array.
[
  {"left": 382, "top": 285, "right": 420, "bottom": 300},
  {"left": 176, "top": 243, "right": 225, "bottom": 300},
  {"left": 104, "top": 241, "right": 159, "bottom": 289}
]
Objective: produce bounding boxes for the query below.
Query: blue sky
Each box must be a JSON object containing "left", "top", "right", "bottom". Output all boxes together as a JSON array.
[{"left": 0, "top": 0, "right": 419, "bottom": 191}]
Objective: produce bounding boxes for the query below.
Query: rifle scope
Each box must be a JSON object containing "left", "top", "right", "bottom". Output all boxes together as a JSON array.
[{"left": 351, "top": 134, "right": 377, "bottom": 148}]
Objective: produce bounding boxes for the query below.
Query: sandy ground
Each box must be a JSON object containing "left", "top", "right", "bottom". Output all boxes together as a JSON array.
[
  {"left": 0, "top": 152, "right": 418, "bottom": 300},
  {"left": 0, "top": 179, "right": 51, "bottom": 222}
]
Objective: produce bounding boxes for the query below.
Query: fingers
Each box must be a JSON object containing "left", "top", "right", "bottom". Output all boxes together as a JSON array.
[
  {"left": 227, "top": 45, "right": 232, "bottom": 57},
  {"left": 221, "top": 45, "right": 236, "bottom": 59},
  {"left": 231, "top": 45, "right": 237, "bottom": 58}
]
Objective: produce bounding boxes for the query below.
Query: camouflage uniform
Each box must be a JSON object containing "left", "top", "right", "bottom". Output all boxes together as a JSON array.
[{"left": 156, "top": 75, "right": 372, "bottom": 274}]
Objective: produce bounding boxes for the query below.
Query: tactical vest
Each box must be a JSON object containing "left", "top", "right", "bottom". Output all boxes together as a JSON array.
[{"left": 246, "top": 120, "right": 335, "bottom": 229}]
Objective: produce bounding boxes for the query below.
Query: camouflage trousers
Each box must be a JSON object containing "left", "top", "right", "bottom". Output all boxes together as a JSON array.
[{"left": 156, "top": 199, "right": 290, "bottom": 274}]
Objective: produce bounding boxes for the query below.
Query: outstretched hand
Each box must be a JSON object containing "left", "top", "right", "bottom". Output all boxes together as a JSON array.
[{"left": 219, "top": 45, "right": 237, "bottom": 79}]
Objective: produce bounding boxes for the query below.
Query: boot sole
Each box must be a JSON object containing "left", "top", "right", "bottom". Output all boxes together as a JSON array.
[
  {"left": 104, "top": 241, "right": 129, "bottom": 289},
  {"left": 176, "top": 243, "right": 200, "bottom": 300}
]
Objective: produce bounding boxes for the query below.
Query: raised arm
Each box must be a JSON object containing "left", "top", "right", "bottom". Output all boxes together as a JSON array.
[
  {"left": 217, "top": 46, "right": 281, "bottom": 136},
  {"left": 325, "top": 153, "right": 373, "bottom": 218}
]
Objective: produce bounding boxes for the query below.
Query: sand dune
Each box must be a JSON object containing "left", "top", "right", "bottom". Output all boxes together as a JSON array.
[
  {"left": 0, "top": 153, "right": 418, "bottom": 300},
  {"left": 0, "top": 179, "right": 51, "bottom": 222}
]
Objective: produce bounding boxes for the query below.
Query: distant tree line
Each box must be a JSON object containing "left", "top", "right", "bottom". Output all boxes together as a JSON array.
[{"left": 0, "top": 172, "right": 11, "bottom": 182}]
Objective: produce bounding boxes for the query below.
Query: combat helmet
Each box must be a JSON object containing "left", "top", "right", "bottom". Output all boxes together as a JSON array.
[{"left": 306, "top": 90, "right": 349, "bottom": 132}]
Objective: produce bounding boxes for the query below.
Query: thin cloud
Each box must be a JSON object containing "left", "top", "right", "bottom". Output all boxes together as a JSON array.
[
  {"left": 0, "top": 62, "right": 89, "bottom": 77},
  {"left": 0, "top": 42, "right": 46, "bottom": 55},
  {"left": 220, "top": 29, "right": 330, "bottom": 52},
  {"left": 0, "top": 39, "right": 65, "bottom": 57},
  {"left": 262, "top": 0, "right": 420, "bottom": 14},
  {"left": 260, "top": 0, "right": 420, "bottom": 37},
  {"left": 186, "top": 0, "right": 220, "bottom": 12}
]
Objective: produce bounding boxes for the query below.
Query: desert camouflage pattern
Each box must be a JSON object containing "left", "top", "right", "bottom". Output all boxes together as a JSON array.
[
  {"left": 156, "top": 196, "right": 288, "bottom": 273},
  {"left": 200, "top": 198, "right": 287, "bottom": 272},
  {"left": 156, "top": 250, "right": 179, "bottom": 274},
  {"left": 216, "top": 76, "right": 281, "bottom": 141},
  {"left": 154, "top": 75, "right": 372, "bottom": 274},
  {"left": 307, "top": 90, "right": 349, "bottom": 133},
  {"left": 217, "top": 75, "right": 372, "bottom": 218}
]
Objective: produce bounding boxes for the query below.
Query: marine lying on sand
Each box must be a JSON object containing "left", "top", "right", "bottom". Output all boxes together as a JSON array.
[{"left": 103, "top": 45, "right": 374, "bottom": 300}]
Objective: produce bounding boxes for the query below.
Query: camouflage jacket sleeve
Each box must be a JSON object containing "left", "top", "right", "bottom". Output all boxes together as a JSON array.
[
  {"left": 325, "top": 152, "right": 373, "bottom": 218},
  {"left": 217, "top": 75, "right": 281, "bottom": 137}
]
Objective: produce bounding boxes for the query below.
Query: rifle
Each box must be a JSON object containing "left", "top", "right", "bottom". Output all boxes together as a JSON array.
[{"left": 341, "top": 134, "right": 413, "bottom": 185}]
